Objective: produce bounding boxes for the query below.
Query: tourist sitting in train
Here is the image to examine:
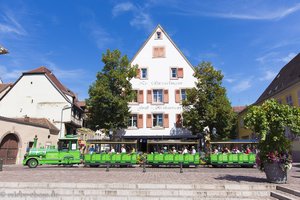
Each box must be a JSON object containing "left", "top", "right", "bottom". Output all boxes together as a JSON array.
[
  {"left": 222, "top": 146, "right": 230, "bottom": 153},
  {"left": 131, "top": 147, "right": 136, "bottom": 153},
  {"left": 121, "top": 145, "right": 126, "bottom": 153},
  {"left": 182, "top": 146, "right": 188, "bottom": 154},
  {"left": 231, "top": 146, "right": 240, "bottom": 154},
  {"left": 191, "top": 146, "right": 196, "bottom": 155},
  {"left": 110, "top": 147, "right": 115, "bottom": 153},
  {"left": 89, "top": 145, "right": 95, "bottom": 154},
  {"left": 163, "top": 146, "right": 168, "bottom": 153},
  {"left": 245, "top": 146, "right": 252, "bottom": 154},
  {"left": 172, "top": 146, "right": 177, "bottom": 154},
  {"left": 213, "top": 148, "right": 219, "bottom": 154}
]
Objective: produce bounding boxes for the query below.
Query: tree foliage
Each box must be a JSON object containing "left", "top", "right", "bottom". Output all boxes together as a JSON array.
[
  {"left": 182, "top": 61, "right": 235, "bottom": 139},
  {"left": 244, "top": 99, "right": 300, "bottom": 165},
  {"left": 86, "top": 49, "right": 137, "bottom": 133}
]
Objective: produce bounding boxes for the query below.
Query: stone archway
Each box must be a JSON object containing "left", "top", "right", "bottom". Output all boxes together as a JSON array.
[{"left": 0, "top": 133, "right": 19, "bottom": 164}]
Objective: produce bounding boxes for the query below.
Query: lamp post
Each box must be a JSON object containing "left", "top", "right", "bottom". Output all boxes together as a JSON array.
[
  {"left": 0, "top": 45, "right": 8, "bottom": 55},
  {"left": 60, "top": 105, "right": 71, "bottom": 138}
]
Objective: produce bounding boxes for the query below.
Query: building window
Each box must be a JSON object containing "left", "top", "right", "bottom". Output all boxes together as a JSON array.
[
  {"left": 181, "top": 89, "right": 187, "bottom": 101},
  {"left": 156, "top": 31, "right": 162, "bottom": 39},
  {"left": 171, "top": 68, "right": 177, "bottom": 79},
  {"left": 278, "top": 99, "right": 282, "bottom": 104},
  {"left": 153, "top": 46, "right": 165, "bottom": 58},
  {"left": 153, "top": 89, "right": 163, "bottom": 103},
  {"left": 153, "top": 114, "right": 163, "bottom": 127},
  {"left": 141, "top": 68, "right": 147, "bottom": 79},
  {"left": 128, "top": 114, "right": 137, "bottom": 127},
  {"left": 286, "top": 95, "right": 293, "bottom": 106}
]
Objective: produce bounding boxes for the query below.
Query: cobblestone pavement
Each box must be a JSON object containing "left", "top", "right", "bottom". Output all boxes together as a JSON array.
[{"left": 0, "top": 164, "right": 299, "bottom": 187}]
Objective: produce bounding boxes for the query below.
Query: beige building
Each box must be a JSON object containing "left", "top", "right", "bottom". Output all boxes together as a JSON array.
[{"left": 0, "top": 116, "right": 59, "bottom": 165}]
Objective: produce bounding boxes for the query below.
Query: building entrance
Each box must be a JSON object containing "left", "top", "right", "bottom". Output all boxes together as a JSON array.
[{"left": 0, "top": 134, "right": 19, "bottom": 164}]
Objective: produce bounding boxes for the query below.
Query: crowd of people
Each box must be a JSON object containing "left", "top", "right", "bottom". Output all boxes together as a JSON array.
[
  {"left": 157, "top": 146, "right": 197, "bottom": 155},
  {"left": 212, "top": 146, "right": 256, "bottom": 154}
]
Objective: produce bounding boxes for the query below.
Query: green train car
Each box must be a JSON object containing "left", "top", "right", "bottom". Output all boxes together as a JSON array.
[
  {"left": 210, "top": 153, "right": 256, "bottom": 167},
  {"left": 147, "top": 152, "right": 200, "bottom": 166},
  {"left": 84, "top": 153, "right": 137, "bottom": 167},
  {"left": 23, "top": 135, "right": 81, "bottom": 168}
]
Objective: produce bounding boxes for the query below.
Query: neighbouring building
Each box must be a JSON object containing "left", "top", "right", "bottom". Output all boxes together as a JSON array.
[
  {"left": 0, "top": 67, "right": 84, "bottom": 164},
  {"left": 0, "top": 81, "right": 12, "bottom": 99},
  {"left": 237, "top": 53, "right": 300, "bottom": 161},
  {"left": 0, "top": 116, "right": 59, "bottom": 164},
  {"left": 120, "top": 25, "right": 197, "bottom": 148}
]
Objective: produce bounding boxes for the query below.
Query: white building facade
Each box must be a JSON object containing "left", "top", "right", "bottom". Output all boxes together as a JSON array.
[
  {"left": 124, "top": 25, "right": 196, "bottom": 138},
  {"left": 0, "top": 67, "right": 83, "bottom": 138}
]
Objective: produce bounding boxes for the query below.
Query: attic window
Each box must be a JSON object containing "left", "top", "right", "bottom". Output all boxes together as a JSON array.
[
  {"left": 268, "top": 90, "right": 272, "bottom": 95},
  {"left": 156, "top": 31, "right": 162, "bottom": 40}
]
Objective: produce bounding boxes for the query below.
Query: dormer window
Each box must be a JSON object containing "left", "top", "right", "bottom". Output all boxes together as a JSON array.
[{"left": 156, "top": 31, "right": 162, "bottom": 39}]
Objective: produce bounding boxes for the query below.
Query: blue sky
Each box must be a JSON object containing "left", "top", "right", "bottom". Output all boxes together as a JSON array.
[{"left": 0, "top": 0, "right": 300, "bottom": 106}]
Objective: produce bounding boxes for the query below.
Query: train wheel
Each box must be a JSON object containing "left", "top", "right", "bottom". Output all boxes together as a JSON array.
[{"left": 27, "top": 159, "right": 38, "bottom": 168}]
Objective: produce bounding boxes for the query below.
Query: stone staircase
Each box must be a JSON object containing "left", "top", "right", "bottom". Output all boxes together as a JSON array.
[
  {"left": 271, "top": 186, "right": 300, "bottom": 200},
  {"left": 0, "top": 182, "right": 278, "bottom": 200}
]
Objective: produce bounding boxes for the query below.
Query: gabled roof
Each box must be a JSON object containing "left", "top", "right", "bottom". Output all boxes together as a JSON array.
[
  {"left": 0, "top": 116, "right": 59, "bottom": 135},
  {"left": 24, "top": 66, "right": 75, "bottom": 97},
  {"left": 256, "top": 53, "right": 300, "bottom": 104},
  {"left": 232, "top": 106, "right": 246, "bottom": 113},
  {"left": 0, "top": 66, "right": 83, "bottom": 111},
  {"left": 0, "top": 83, "right": 12, "bottom": 93},
  {"left": 130, "top": 24, "right": 195, "bottom": 71}
]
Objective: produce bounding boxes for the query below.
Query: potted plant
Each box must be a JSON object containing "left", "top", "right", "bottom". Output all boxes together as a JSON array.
[{"left": 244, "top": 99, "right": 300, "bottom": 183}]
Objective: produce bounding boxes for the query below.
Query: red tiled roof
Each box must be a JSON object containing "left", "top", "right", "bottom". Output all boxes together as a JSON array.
[
  {"left": 232, "top": 106, "right": 246, "bottom": 113},
  {"left": 0, "top": 116, "right": 59, "bottom": 135},
  {"left": 77, "top": 101, "right": 86, "bottom": 108},
  {"left": 24, "top": 66, "right": 75, "bottom": 97},
  {"left": 0, "top": 83, "right": 12, "bottom": 93}
]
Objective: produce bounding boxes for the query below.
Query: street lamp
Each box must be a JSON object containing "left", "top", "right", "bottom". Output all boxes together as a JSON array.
[
  {"left": 0, "top": 45, "right": 8, "bottom": 55},
  {"left": 60, "top": 105, "right": 71, "bottom": 138}
]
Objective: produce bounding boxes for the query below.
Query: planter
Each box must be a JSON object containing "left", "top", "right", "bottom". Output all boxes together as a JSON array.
[{"left": 264, "top": 162, "right": 287, "bottom": 184}]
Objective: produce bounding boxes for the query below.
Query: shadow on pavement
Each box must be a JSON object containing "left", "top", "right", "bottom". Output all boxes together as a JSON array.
[
  {"left": 291, "top": 176, "right": 300, "bottom": 178},
  {"left": 215, "top": 175, "right": 267, "bottom": 183}
]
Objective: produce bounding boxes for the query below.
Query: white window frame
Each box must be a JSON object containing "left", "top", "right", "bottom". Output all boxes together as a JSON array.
[
  {"left": 141, "top": 68, "right": 148, "bottom": 79},
  {"left": 153, "top": 113, "right": 163, "bottom": 128},
  {"left": 128, "top": 114, "right": 138, "bottom": 128},
  {"left": 153, "top": 89, "right": 163, "bottom": 103},
  {"left": 170, "top": 67, "right": 178, "bottom": 79},
  {"left": 180, "top": 89, "right": 187, "bottom": 101}
]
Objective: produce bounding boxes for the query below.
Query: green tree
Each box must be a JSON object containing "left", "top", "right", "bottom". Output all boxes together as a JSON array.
[
  {"left": 182, "top": 61, "right": 235, "bottom": 139},
  {"left": 244, "top": 99, "right": 300, "bottom": 170},
  {"left": 86, "top": 49, "right": 137, "bottom": 134}
]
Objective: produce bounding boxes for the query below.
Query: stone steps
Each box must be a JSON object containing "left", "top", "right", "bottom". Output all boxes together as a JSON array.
[
  {"left": 271, "top": 186, "right": 300, "bottom": 200},
  {"left": 0, "top": 182, "right": 277, "bottom": 200}
]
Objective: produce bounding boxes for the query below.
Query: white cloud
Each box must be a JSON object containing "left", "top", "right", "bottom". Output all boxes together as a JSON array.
[
  {"left": 167, "top": 2, "right": 300, "bottom": 21},
  {"left": 259, "top": 70, "right": 277, "bottom": 81},
  {"left": 0, "top": 11, "right": 27, "bottom": 36},
  {"left": 112, "top": 2, "right": 154, "bottom": 32},
  {"left": 232, "top": 79, "right": 252, "bottom": 92},
  {"left": 224, "top": 78, "right": 235, "bottom": 83},
  {"left": 112, "top": 2, "right": 135, "bottom": 17},
  {"left": 278, "top": 52, "right": 297, "bottom": 63}
]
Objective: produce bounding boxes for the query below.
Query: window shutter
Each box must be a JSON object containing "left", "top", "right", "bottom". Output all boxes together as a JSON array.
[
  {"left": 175, "top": 89, "right": 180, "bottom": 103},
  {"left": 147, "top": 90, "right": 152, "bottom": 103},
  {"left": 163, "top": 90, "right": 169, "bottom": 103},
  {"left": 153, "top": 47, "right": 158, "bottom": 57},
  {"left": 146, "top": 114, "right": 152, "bottom": 128},
  {"left": 163, "top": 114, "right": 169, "bottom": 128},
  {"left": 138, "top": 114, "right": 143, "bottom": 128},
  {"left": 138, "top": 90, "right": 144, "bottom": 103},
  {"left": 136, "top": 68, "right": 140, "bottom": 79},
  {"left": 176, "top": 114, "right": 182, "bottom": 128},
  {"left": 178, "top": 68, "right": 183, "bottom": 78}
]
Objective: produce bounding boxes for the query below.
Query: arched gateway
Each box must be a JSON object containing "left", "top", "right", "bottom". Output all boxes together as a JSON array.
[{"left": 0, "top": 134, "right": 19, "bottom": 164}]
